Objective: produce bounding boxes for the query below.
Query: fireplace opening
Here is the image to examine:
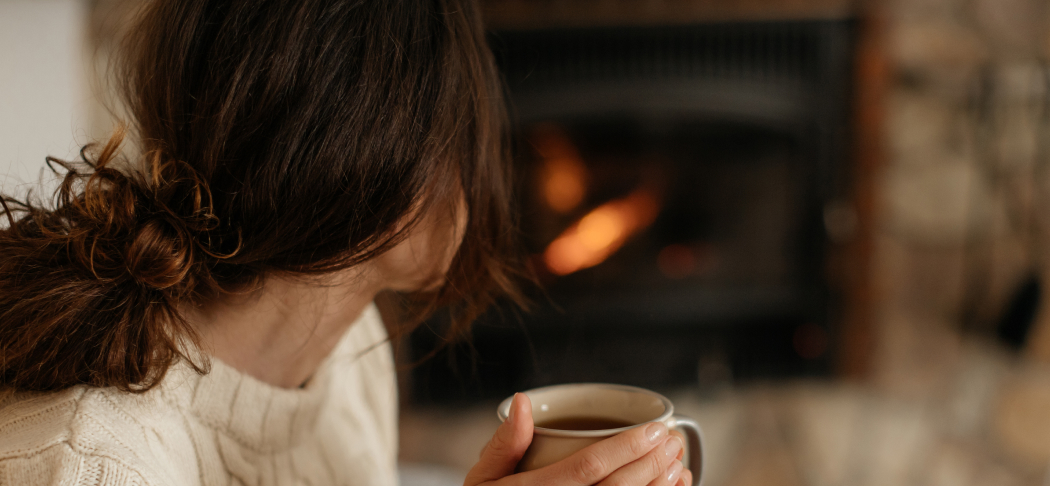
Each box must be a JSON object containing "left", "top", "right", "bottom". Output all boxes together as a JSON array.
[
  {"left": 525, "top": 120, "right": 808, "bottom": 295},
  {"left": 409, "top": 20, "right": 854, "bottom": 403}
]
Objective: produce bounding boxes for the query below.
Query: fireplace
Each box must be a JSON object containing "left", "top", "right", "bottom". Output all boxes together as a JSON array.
[{"left": 409, "top": 19, "right": 856, "bottom": 403}]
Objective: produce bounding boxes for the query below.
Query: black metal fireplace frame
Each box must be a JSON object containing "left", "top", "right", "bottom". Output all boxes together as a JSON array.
[{"left": 409, "top": 19, "right": 856, "bottom": 403}]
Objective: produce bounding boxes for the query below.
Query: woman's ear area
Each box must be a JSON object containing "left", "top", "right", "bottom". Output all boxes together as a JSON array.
[{"left": 368, "top": 190, "right": 469, "bottom": 293}]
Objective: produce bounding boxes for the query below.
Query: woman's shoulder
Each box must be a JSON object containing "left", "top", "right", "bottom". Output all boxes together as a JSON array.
[
  {"left": 0, "top": 387, "right": 89, "bottom": 457},
  {"left": 0, "top": 386, "right": 179, "bottom": 485}
]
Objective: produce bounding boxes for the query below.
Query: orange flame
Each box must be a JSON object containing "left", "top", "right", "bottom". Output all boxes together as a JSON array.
[
  {"left": 531, "top": 126, "right": 587, "bottom": 214},
  {"left": 543, "top": 188, "right": 660, "bottom": 276}
]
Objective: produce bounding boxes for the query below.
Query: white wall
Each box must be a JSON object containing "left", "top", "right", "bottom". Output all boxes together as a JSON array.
[{"left": 0, "top": 0, "right": 90, "bottom": 196}]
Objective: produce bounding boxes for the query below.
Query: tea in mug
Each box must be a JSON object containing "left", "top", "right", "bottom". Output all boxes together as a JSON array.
[{"left": 535, "top": 416, "right": 636, "bottom": 431}]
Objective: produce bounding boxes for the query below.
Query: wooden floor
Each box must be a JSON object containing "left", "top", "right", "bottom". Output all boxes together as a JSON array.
[{"left": 399, "top": 335, "right": 1047, "bottom": 486}]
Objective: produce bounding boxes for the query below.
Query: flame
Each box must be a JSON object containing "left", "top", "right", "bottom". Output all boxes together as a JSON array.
[
  {"left": 531, "top": 126, "right": 587, "bottom": 213},
  {"left": 543, "top": 188, "right": 660, "bottom": 276}
]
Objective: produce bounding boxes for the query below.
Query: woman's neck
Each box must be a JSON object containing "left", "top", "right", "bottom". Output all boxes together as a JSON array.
[{"left": 188, "top": 273, "right": 382, "bottom": 388}]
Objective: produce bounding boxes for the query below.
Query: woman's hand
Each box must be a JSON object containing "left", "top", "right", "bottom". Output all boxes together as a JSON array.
[{"left": 464, "top": 393, "right": 691, "bottom": 486}]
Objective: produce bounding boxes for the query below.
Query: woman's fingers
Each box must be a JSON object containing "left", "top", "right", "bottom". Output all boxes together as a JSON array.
[
  {"left": 526, "top": 421, "right": 669, "bottom": 486},
  {"left": 597, "top": 435, "right": 682, "bottom": 486},
  {"left": 678, "top": 468, "right": 693, "bottom": 486},
  {"left": 464, "top": 393, "right": 534, "bottom": 486},
  {"left": 669, "top": 431, "right": 685, "bottom": 461},
  {"left": 651, "top": 460, "right": 684, "bottom": 486}
]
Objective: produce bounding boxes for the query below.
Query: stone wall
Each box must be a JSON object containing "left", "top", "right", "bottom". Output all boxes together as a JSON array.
[
  {"left": 876, "top": 0, "right": 1050, "bottom": 470},
  {"left": 879, "top": 0, "right": 1049, "bottom": 327}
]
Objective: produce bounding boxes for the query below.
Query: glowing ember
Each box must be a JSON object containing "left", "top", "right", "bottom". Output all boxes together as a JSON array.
[
  {"left": 531, "top": 125, "right": 588, "bottom": 214},
  {"left": 657, "top": 244, "right": 696, "bottom": 279},
  {"left": 543, "top": 188, "right": 660, "bottom": 276}
]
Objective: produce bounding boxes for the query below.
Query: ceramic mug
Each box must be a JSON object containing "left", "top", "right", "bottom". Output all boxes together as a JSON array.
[{"left": 497, "top": 383, "right": 704, "bottom": 486}]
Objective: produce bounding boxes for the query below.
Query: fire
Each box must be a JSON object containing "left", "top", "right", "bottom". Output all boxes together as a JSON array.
[
  {"left": 543, "top": 188, "right": 660, "bottom": 276},
  {"left": 531, "top": 125, "right": 587, "bottom": 214}
]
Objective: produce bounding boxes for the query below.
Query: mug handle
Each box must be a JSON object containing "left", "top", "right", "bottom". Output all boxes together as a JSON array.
[{"left": 669, "top": 416, "right": 704, "bottom": 486}]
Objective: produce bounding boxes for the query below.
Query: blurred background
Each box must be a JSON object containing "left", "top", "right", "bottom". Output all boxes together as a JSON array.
[{"left": 5, "top": 0, "right": 1050, "bottom": 484}]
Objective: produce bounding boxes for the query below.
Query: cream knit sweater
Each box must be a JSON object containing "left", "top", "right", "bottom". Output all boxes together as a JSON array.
[{"left": 0, "top": 304, "right": 400, "bottom": 486}]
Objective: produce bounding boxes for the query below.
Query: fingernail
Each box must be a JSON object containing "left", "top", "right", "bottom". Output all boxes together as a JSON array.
[
  {"left": 666, "top": 460, "right": 684, "bottom": 483},
  {"left": 646, "top": 422, "right": 667, "bottom": 443},
  {"left": 508, "top": 393, "right": 519, "bottom": 421},
  {"left": 664, "top": 436, "right": 682, "bottom": 457}
]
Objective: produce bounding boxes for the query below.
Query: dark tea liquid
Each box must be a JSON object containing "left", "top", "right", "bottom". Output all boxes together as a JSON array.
[{"left": 536, "top": 416, "right": 636, "bottom": 431}]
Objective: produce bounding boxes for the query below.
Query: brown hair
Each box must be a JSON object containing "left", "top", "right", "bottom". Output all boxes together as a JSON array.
[{"left": 0, "top": 0, "right": 526, "bottom": 392}]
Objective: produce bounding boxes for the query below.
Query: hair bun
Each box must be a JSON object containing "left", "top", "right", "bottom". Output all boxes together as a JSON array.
[
  {"left": 125, "top": 216, "right": 193, "bottom": 290},
  {"left": 0, "top": 130, "right": 211, "bottom": 392}
]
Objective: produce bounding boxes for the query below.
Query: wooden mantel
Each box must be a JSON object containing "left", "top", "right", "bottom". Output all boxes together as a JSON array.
[{"left": 481, "top": 0, "right": 857, "bottom": 30}]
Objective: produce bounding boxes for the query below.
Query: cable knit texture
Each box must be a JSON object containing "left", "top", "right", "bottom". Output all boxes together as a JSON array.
[{"left": 0, "top": 304, "right": 399, "bottom": 486}]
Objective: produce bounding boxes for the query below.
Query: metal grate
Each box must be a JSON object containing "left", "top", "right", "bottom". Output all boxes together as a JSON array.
[{"left": 491, "top": 21, "right": 844, "bottom": 92}]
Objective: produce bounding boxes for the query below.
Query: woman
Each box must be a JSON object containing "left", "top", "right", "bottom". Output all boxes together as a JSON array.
[{"left": 0, "top": 1, "right": 689, "bottom": 485}]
